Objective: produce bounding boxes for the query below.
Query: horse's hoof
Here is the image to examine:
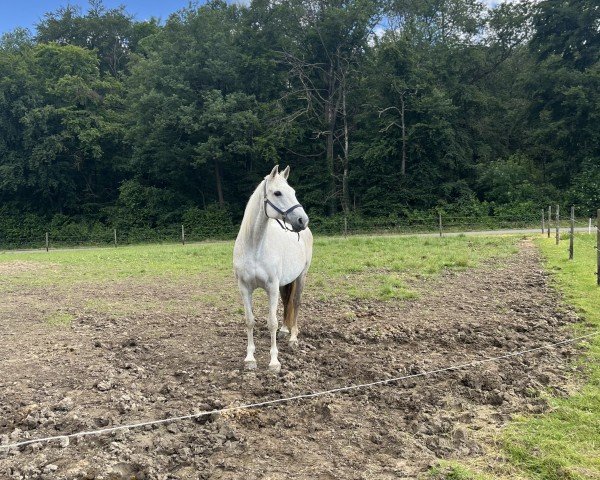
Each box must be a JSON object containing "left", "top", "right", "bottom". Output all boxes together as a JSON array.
[
  {"left": 268, "top": 362, "right": 281, "bottom": 373},
  {"left": 277, "top": 329, "right": 289, "bottom": 340},
  {"left": 244, "top": 360, "right": 257, "bottom": 370},
  {"left": 289, "top": 339, "right": 298, "bottom": 350}
]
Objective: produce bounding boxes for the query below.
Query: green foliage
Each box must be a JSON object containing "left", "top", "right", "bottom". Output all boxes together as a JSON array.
[
  {"left": 568, "top": 158, "right": 600, "bottom": 216},
  {"left": 113, "top": 179, "right": 182, "bottom": 229},
  {"left": 478, "top": 154, "right": 539, "bottom": 205},
  {"left": 0, "top": 0, "right": 598, "bottom": 240},
  {"left": 182, "top": 204, "right": 236, "bottom": 240}
]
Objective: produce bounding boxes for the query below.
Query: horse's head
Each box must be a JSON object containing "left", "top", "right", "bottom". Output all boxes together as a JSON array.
[{"left": 264, "top": 165, "right": 309, "bottom": 233}]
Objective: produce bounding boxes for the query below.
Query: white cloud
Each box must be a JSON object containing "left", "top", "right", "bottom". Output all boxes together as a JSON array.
[{"left": 484, "top": 0, "right": 529, "bottom": 8}]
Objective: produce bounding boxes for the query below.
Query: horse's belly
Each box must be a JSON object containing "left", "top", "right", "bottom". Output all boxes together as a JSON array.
[
  {"left": 279, "top": 267, "right": 303, "bottom": 287},
  {"left": 278, "top": 248, "right": 307, "bottom": 286}
]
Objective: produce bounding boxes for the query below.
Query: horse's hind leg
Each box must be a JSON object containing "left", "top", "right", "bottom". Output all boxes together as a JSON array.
[
  {"left": 266, "top": 283, "right": 281, "bottom": 372},
  {"left": 278, "top": 283, "right": 293, "bottom": 339},
  {"left": 238, "top": 281, "right": 256, "bottom": 370},
  {"left": 287, "top": 273, "right": 306, "bottom": 349}
]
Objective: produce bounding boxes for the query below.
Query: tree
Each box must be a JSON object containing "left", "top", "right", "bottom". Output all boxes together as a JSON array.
[
  {"left": 125, "top": 1, "right": 268, "bottom": 212},
  {"left": 524, "top": 0, "right": 600, "bottom": 188},
  {"left": 530, "top": 0, "right": 600, "bottom": 71},
  {"left": 0, "top": 41, "right": 122, "bottom": 214},
  {"left": 36, "top": 0, "right": 159, "bottom": 76},
  {"left": 282, "top": 0, "right": 382, "bottom": 215}
]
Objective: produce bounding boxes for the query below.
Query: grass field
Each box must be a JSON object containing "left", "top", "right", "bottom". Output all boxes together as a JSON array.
[
  {"left": 436, "top": 233, "right": 600, "bottom": 480},
  {"left": 0, "top": 234, "right": 519, "bottom": 303}
]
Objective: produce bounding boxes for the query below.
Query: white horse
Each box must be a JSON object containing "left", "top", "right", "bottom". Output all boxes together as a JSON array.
[{"left": 233, "top": 165, "right": 313, "bottom": 372}]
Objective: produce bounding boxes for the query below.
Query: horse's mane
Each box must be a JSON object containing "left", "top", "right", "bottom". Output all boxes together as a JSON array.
[{"left": 239, "top": 179, "right": 265, "bottom": 239}]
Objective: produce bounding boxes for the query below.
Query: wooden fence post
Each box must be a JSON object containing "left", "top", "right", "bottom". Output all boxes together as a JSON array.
[
  {"left": 114, "top": 228, "right": 117, "bottom": 247},
  {"left": 555, "top": 205, "right": 560, "bottom": 245},
  {"left": 181, "top": 225, "right": 185, "bottom": 245},
  {"left": 45, "top": 232, "right": 49, "bottom": 252},
  {"left": 589, "top": 218, "right": 592, "bottom": 235},
  {"left": 548, "top": 206, "right": 552, "bottom": 238},
  {"left": 541, "top": 209, "right": 545, "bottom": 234},
  {"left": 569, "top": 206, "right": 574, "bottom": 260},
  {"left": 438, "top": 212, "right": 443, "bottom": 237}
]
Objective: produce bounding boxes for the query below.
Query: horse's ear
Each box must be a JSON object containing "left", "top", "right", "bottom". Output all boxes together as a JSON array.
[
  {"left": 269, "top": 165, "right": 279, "bottom": 178},
  {"left": 281, "top": 165, "right": 290, "bottom": 180}
]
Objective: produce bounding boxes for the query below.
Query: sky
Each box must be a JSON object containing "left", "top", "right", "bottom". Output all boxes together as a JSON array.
[
  {"left": 0, "top": 0, "right": 197, "bottom": 35},
  {"left": 1, "top": 0, "right": 512, "bottom": 36}
]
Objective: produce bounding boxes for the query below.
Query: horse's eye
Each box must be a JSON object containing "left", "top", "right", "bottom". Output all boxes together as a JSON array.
[{"left": 274, "top": 191, "right": 282, "bottom": 197}]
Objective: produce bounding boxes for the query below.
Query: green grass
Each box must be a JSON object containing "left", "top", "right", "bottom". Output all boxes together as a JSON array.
[
  {"left": 0, "top": 235, "right": 519, "bottom": 301},
  {"left": 45, "top": 311, "right": 74, "bottom": 327},
  {"left": 501, "top": 234, "right": 600, "bottom": 480},
  {"left": 311, "top": 235, "right": 518, "bottom": 300},
  {"left": 435, "top": 233, "right": 600, "bottom": 480},
  {"left": 429, "top": 462, "right": 497, "bottom": 480},
  {"left": 0, "top": 242, "right": 234, "bottom": 285}
]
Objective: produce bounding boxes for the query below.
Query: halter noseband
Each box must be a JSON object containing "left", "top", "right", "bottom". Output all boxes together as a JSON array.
[{"left": 263, "top": 180, "right": 302, "bottom": 238}]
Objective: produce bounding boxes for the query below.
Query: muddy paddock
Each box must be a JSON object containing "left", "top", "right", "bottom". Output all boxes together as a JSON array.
[{"left": 0, "top": 240, "right": 582, "bottom": 479}]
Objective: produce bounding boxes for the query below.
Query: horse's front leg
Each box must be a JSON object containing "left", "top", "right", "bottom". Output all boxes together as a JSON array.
[
  {"left": 238, "top": 281, "right": 256, "bottom": 370},
  {"left": 266, "top": 283, "right": 281, "bottom": 372}
]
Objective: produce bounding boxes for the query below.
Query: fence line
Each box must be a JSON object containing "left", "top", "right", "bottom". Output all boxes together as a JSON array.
[
  {"left": 1, "top": 330, "right": 598, "bottom": 452},
  {"left": 597, "top": 209, "right": 600, "bottom": 287},
  {"left": 0, "top": 214, "right": 596, "bottom": 251}
]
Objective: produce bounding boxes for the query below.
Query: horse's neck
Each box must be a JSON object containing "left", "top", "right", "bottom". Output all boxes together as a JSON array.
[{"left": 239, "top": 181, "right": 270, "bottom": 248}]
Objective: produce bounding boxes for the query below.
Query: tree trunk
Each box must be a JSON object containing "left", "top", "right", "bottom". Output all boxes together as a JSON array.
[
  {"left": 341, "top": 82, "right": 350, "bottom": 214},
  {"left": 214, "top": 159, "right": 224, "bottom": 206},
  {"left": 400, "top": 92, "right": 407, "bottom": 176},
  {"left": 326, "top": 63, "right": 337, "bottom": 215}
]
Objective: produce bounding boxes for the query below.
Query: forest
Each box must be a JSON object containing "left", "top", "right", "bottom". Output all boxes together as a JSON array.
[{"left": 0, "top": 0, "right": 598, "bottom": 242}]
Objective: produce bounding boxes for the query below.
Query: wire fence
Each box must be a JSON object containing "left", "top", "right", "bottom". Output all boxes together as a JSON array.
[
  {"left": 0, "top": 212, "right": 596, "bottom": 251},
  {"left": 1, "top": 330, "right": 598, "bottom": 452}
]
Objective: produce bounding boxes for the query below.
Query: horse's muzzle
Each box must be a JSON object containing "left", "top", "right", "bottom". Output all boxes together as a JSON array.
[{"left": 289, "top": 210, "right": 309, "bottom": 232}]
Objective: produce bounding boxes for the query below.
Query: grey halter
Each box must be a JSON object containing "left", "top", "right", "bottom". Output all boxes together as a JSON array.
[{"left": 263, "top": 180, "right": 302, "bottom": 238}]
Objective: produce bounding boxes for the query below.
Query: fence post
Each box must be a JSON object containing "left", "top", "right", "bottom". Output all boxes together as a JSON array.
[
  {"left": 548, "top": 206, "right": 552, "bottom": 238},
  {"left": 344, "top": 216, "right": 348, "bottom": 237},
  {"left": 555, "top": 204, "right": 560, "bottom": 245},
  {"left": 45, "top": 232, "right": 49, "bottom": 252},
  {"left": 569, "top": 206, "right": 574, "bottom": 260},
  {"left": 181, "top": 225, "right": 185, "bottom": 245},
  {"left": 541, "top": 209, "right": 545, "bottom": 234},
  {"left": 590, "top": 217, "right": 592, "bottom": 235},
  {"left": 114, "top": 228, "right": 117, "bottom": 247},
  {"left": 597, "top": 209, "right": 600, "bottom": 286}
]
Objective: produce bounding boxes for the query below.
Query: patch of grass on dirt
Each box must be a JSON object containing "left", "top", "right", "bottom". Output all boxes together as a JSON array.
[
  {"left": 45, "top": 312, "right": 74, "bottom": 327},
  {"left": 311, "top": 235, "right": 519, "bottom": 300},
  {"left": 429, "top": 462, "right": 496, "bottom": 480},
  {"left": 500, "top": 234, "right": 600, "bottom": 479}
]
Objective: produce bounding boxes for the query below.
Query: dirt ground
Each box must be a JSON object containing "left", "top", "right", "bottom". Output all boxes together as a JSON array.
[{"left": 0, "top": 240, "right": 583, "bottom": 479}]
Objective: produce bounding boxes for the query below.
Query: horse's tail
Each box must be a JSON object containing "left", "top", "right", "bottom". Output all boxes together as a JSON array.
[{"left": 280, "top": 279, "right": 298, "bottom": 330}]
